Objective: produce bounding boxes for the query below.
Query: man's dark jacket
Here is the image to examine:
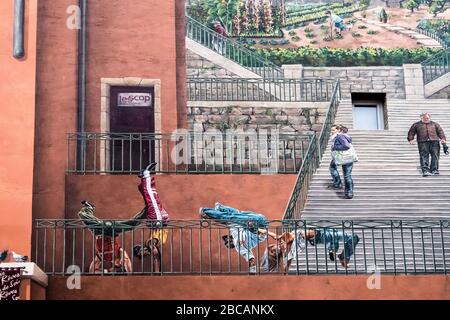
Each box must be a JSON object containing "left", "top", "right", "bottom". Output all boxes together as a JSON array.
[{"left": 407, "top": 121, "right": 446, "bottom": 143}]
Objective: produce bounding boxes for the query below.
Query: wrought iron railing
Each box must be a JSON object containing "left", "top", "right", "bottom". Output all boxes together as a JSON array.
[
  {"left": 283, "top": 80, "right": 341, "bottom": 219},
  {"left": 416, "top": 26, "right": 449, "bottom": 50},
  {"left": 421, "top": 49, "right": 450, "bottom": 84},
  {"left": 187, "top": 77, "right": 336, "bottom": 102},
  {"left": 186, "top": 16, "right": 284, "bottom": 80},
  {"left": 34, "top": 218, "right": 450, "bottom": 275},
  {"left": 67, "top": 132, "right": 312, "bottom": 175}
]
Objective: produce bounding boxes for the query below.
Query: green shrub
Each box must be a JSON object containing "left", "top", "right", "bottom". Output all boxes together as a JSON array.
[
  {"left": 334, "top": 33, "right": 343, "bottom": 39},
  {"left": 313, "top": 18, "right": 327, "bottom": 25},
  {"left": 358, "top": 25, "right": 368, "bottom": 29},
  {"left": 306, "top": 33, "right": 316, "bottom": 39},
  {"left": 367, "top": 30, "right": 379, "bottom": 35},
  {"left": 304, "top": 27, "right": 313, "bottom": 33},
  {"left": 291, "top": 36, "right": 301, "bottom": 42},
  {"left": 256, "top": 47, "right": 443, "bottom": 67},
  {"left": 323, "top": 36, "right": 332, "bottom": 42},
  {"left": 352, "top": 32, "right": 361, "bottom": 38},
  {"left": 259, "top": 39, "right": 269, "bottom": 45},
  {"left": 270, "top": 39, "right": 279, "bottom": 45},
  {"left": 288, "top": 31, "right": 297, "bottom": 36},
  {"left": 310, "top": 40, "right": 318, "bottom": 45}
]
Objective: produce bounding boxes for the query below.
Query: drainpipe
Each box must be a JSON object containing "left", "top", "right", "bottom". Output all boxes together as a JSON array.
[
  {"left": 77, "top": 0, "right": 87, "bottom": 171},
  {"left": 13, "top": 0, "right": 25, "bottom": 59}
]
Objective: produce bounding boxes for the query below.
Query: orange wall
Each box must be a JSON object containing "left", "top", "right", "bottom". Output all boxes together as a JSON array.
[
  {"left": 33, "top": 0, "right": 185, "bottom": 224},
  {"left": 65, "top": 175, "right": 297, "bottom": 220},
  {"left": 0, "top": 0, "right": 38, "bottom": 256},
  {"left": 46, "top": 275, "right": 450, "bottom": 300},
  {"left": 33, "top": 0, "right": 78, "bottom": 223},
  {"left": 86, "top": 0, "right": 181, "bottom": 133}
]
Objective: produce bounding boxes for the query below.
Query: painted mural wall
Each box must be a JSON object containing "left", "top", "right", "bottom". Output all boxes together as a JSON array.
[{"left": 187, "top": 0, "right": 449, "bottom": 66}]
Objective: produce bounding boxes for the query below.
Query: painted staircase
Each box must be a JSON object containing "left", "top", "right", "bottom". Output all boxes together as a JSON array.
[
  {"left": 288, "top": 98, "right": 450, "bottom": 274},
  {"left": 302, "top": 98, "right": 450, "bottom": 219}
]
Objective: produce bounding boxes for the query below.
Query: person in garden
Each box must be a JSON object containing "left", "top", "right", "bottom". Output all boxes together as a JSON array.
[{"left": 326, "top": 10, "right": 353, "bottom": 34}]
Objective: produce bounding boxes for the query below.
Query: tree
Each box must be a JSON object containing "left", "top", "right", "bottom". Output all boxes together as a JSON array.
[
  {"left": 378, "top": 8, "right": 388, "bottom": 22},
  {"left": 428, "top": 0, "right": 448, "bottom": 17},
  {"left": 202, "top": 0, "right": 240, "bottom": 32},
  {"left": 262, "top": 0, "right": 274, "bottom": 33},
  {"left": 253, "top": 0, "right": 261, "bottom": 32},
  {"left": 233, "top": 0, "right": 244, "bottom": 35},
  {"left": 403, "top": 0, "right": 420, "bottom": 12}
]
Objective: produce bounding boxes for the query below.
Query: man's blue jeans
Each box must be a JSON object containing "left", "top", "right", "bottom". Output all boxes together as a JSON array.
[
  {"left": 201, "top": 203, "right": 268, "bottom": 229},
  {"left": 338, "top": 234, "right": 360, "bottom": 262},
  {"left": 329, "top": 160, "right": 354, "bottom": 195},
  {"left": 317, "top": 229, "right": 360, "bottom": 262}
]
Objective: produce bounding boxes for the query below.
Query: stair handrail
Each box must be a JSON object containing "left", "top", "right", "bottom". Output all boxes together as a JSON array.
[
  {"left": 416, "top": 20, "right": 449, "bottom": 50},
  {"left": 185, "top": 15, "right": 284, "bottom": 80},
  {"left": 283, "top": 79, "right": 341, "bottom": 220},
  {"left": 421, "top": 48, "right": 450, "bottom": 85}
]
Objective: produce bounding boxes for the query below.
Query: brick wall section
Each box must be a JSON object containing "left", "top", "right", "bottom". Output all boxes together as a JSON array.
[
  {"left": 47, "top": 275, "right": 450, "bottom": 300},
  {"left": 302, "top": 66, "right": 406, "bottom": 99}
]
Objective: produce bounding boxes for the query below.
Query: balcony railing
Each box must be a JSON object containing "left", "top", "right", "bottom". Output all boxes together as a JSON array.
[
  {"left": 34, "top": 218, "right": 450, "bottom": 275},
  {"left": 67, "top": 132, "right": 312, "bottom": 175},
  {"left": 421, "top": 49, "right": 450, "bottom": 85},
  {"left": 187, "top": 78, "right": 337, "bottom": 102}
]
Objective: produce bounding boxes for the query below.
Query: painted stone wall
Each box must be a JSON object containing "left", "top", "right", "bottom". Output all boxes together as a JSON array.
[
  {"left": 302, "top": 66, "right": 406, "bottom": 99},
  {"left": 188, "top": 103, "right": 328, "bottom": 134},
  {"left": 187, "top": 51, "right": 407, "bottom": 100},
  {"left": 187, "top": 50, "right": 237, "bottom": 78},
  {"left": 429, "top": 85, "right": 450, "bottom": 99}
]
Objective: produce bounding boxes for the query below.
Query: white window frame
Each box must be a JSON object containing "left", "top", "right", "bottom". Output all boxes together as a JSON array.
[{"left": 352, "top": 100, "right": 385, "bottom": 130}]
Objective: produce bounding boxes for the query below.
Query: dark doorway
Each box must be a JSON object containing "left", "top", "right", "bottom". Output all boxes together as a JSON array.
[
  {"left": 110, "top": 86, "right": 155, "bottom": 172},
  {"left": 351, "top": 93, "right": 388, "bottom": 130}
]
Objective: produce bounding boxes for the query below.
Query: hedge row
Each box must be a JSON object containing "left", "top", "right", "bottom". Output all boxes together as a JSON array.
[{"left": 257, "top": 47, "right": 444, "bottom": 67}]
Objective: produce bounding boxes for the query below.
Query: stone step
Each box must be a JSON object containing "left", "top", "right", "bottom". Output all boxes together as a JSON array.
[
  {"left": 310, "top": 183, "right": 450, "bottom": 188},
  {"left": 311, "top": 175, "right": 450, "bottom": 180}
]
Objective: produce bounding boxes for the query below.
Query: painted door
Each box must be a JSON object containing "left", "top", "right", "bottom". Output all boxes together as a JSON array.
[{"left": 110, "top": 86, "right": 155, "bottom": 172}]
